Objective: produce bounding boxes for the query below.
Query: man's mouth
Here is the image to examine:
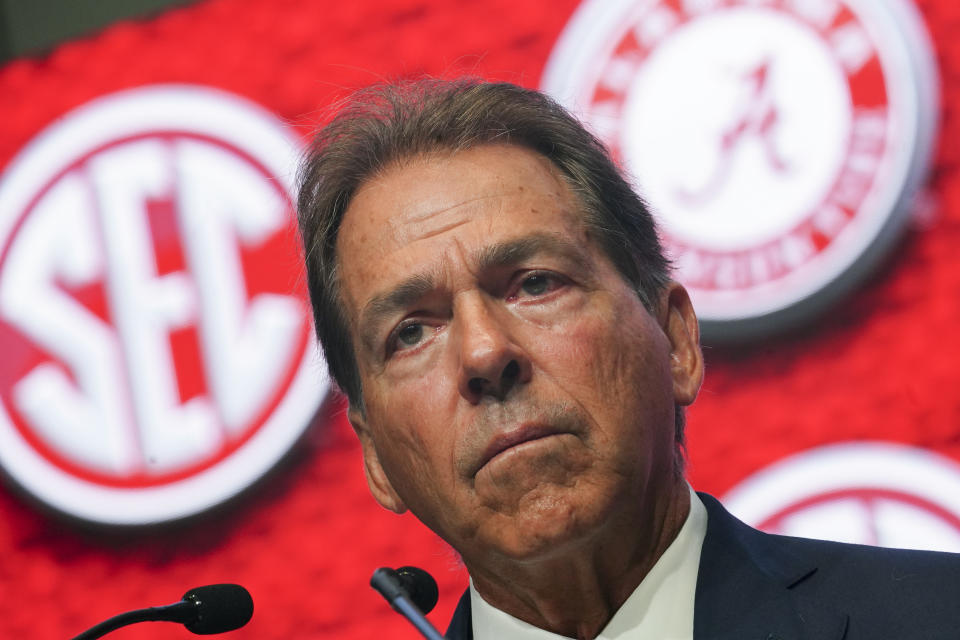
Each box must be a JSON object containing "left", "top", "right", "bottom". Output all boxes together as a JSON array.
[{"left": 474, "top": 424, "right": 564, "bottom": 475}]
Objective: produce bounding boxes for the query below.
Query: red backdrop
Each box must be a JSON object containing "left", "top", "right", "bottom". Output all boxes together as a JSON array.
[{"left": 0, "top": 0, "right": 959, "bottom": 638}]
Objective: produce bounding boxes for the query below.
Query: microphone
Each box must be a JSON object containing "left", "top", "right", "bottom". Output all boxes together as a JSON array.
[
  {"left": 371, "top": 566, "right": 446, "bottom": 640},
  {"left": 70, "top": 583, "right": 253, "bottom": 640},
  {"left": 393, "top": 566, "right": 441, "bottom": 613},
  {"left": 180, "top": 584, "right": 255, "bottom": 634}
]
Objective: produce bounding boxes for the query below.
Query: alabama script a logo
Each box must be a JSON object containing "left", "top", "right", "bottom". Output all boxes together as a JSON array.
[
  {"left": 542, "top": 0, "right": 938, "bottom": 338},
  {"left": 0, "top": 86, "right": 327, "bottom": 525}
]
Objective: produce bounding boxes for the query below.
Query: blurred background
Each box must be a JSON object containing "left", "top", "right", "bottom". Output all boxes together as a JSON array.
[{"left": 0, "top": 0, "right": 958, "bottom": 638}]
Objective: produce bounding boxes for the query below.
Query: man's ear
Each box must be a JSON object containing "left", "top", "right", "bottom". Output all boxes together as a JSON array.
[
  {"left": 660, "top": 283, "right": 704, "bottom": 406},
  {"left": 348, "top": 407, "right": 408, "bottom": 514}
]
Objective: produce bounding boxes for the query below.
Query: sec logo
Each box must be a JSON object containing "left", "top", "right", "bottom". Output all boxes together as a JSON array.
[
  {"left": 0, "top": 85, "right": 327, "bottom": 525},
  {"left": 723, "top": 442, "right": 960, "bottom": 552},
  {"left": 542, "top": 0, "right": 938, "bottom": 339}
]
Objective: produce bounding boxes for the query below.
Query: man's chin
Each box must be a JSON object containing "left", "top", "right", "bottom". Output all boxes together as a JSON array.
[
  {"left": 471, "top": 494, "right": 607, "bottom": 565},
  {"left": 473, "top": 434, "right": 592, "bottom": 505}
]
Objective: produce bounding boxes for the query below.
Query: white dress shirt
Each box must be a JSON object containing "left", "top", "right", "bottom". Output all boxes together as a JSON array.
[{"left": 471, "top": 487, "right": 708, "bottom": 640}]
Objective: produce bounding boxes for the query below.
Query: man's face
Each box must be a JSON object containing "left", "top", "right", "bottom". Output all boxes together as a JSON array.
[{"left": 337, "top": 144, "right": 702, "bottom": 567}]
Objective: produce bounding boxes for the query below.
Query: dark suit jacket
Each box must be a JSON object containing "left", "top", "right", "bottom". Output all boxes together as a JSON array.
[{"left": 445, "top": 493, "right": 960, "bottom": 639}]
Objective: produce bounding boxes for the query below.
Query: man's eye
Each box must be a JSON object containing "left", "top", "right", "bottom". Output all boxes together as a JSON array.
[
  {"left": 396, "top": 323, "right": 424, "bottom": 348},
  {"left": 518, "top": 273, "right": 560, "bottom": 297},
  {"left": 521, "top": 274, "right": 549, "bottom": 295}
]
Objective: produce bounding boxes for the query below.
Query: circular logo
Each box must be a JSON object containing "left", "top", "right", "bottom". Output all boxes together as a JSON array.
[
  {"left": 0, "top": 85, "right": 327, "bottom": 525},
  {"left": 723, "top": 442, "right": 960, "bottom": 552},
  {"left": 542, "top": 0, "right": 938, "bottom": 338}
]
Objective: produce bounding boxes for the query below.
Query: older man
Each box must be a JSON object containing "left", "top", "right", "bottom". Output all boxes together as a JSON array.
[{"left": 297, "top": 79, "right": 960, "bottom": 640}]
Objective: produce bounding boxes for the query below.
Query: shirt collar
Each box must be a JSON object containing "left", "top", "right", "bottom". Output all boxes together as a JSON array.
[{"left": 471, "top": 486, "right": 708, "bottom": 640}]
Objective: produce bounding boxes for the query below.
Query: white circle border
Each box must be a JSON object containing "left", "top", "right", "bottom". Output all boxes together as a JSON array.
[
  {"left": 0, "top": 85, "right": 329, "bottom": 525},
  {"left": 722, "top": 441, "right": 960, "bottom": 528}
]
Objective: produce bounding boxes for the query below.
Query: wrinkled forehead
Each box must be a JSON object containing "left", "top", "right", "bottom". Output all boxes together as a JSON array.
[
  {"left": 334, "top": 144, "right": 585, "bottom": 306},
  {"left": 348, "top": 145, "right": 572, "bottom": 231}
]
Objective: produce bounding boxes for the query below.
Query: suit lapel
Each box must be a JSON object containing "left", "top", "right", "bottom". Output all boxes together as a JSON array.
[
  {"left": 445, "top": 589, "right": 473, "bottom": 640},
  {"left": 694, "top": 493, "right": 848, "bottom": 640}
]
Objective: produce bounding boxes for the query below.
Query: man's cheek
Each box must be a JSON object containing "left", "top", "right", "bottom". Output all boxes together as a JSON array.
[
  {"left": 379, "top": 438, "right": 449, "bottom": 519},
  {"left": 534, "top": 316, "right": 615, "bottom": 385},
  {"left": 377, "top": 367, "right": 450, "bottom": 416},
  {"left": 369, "top": 388, "right": 440, "bottom": 464}
]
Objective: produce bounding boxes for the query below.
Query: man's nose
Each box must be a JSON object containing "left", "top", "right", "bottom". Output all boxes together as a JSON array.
[{"left": 455, "top": 297, "right": 532, "bottom": 403}]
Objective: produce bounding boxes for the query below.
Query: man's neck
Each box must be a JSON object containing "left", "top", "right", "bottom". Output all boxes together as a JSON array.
[{"left": 465, "top": 478, "right": 692, "bottom": 640}]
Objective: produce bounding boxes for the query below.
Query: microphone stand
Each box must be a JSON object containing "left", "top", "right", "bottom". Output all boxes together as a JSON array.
[
  {"left": 371, "top": 567, "right": 446, "bottom": 640},
  {"left": 71, "top": 601, "right": 195, "bottom": 640},
  {"left": 389, "top": 597, "right": 446, "bottom": 640}
]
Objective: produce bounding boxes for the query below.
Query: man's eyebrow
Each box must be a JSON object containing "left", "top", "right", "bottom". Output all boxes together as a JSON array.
[{"left": 474, "top": 232, "right": 589, "bottom": 273}]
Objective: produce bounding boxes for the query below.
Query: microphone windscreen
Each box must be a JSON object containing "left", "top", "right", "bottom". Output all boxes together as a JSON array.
[
  {"left": 181, "top": 584, "right": 253, "bottom": 635},
  {"left": 396, "top": 566, "right": 439, "bottom": 614}
]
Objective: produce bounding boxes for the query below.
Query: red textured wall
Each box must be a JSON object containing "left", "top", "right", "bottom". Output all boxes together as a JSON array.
[{"left": 0, "top": 1, "right": 958, "bottom": 638}]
